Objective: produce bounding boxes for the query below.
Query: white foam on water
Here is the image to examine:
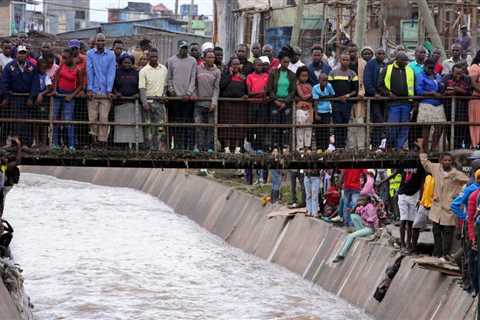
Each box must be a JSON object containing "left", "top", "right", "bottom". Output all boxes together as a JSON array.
[{"left": 6, "top": 173, "right": 372, "bottom": 320}]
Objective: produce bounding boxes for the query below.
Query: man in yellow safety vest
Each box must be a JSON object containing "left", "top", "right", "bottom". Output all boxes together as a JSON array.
[{"left": 379, "top": 52, "right": 415, "bottom": 151}]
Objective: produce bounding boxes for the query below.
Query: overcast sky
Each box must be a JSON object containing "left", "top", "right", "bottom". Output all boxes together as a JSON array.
[{"left": 90, "top": 0, "right": 213, "bottom": 22}]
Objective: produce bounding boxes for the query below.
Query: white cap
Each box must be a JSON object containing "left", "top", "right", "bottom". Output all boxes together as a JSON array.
[
  {"left": 367, "top": 169, "right": 376, "bottom": 176},
  {"left": 201, "top": 42, "right": 214, "bottom": 53},
  {"left": 17, "top": 45, "right": 27, "bottom": 53},
  {"left": 259, "top": 56, "right": 270, "bottom": 64}
]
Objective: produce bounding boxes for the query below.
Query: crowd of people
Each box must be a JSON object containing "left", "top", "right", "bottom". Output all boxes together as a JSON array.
[{"left": 1, "top": 32, "right": 480, "bottom": 154}]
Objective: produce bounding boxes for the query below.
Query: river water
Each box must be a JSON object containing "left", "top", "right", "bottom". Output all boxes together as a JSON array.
[{"left": 5, "top": 173, "right": 371, "bottom": 320}]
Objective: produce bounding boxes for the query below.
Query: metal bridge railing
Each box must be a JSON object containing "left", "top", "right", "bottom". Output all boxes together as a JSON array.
[{"left": 0, "top": 93, "right": 478, "bottom": 155}]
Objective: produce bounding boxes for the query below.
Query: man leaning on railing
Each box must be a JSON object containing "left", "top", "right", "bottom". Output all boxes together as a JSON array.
[
  {"left": 0, "top": 45, "right": 39, "bottom": 147},
  {"left": 139, "top": 48, "right": 168, "bottom": 151},
  {"left": 86, "top": 33, "right": 116, "bottom": 148}
]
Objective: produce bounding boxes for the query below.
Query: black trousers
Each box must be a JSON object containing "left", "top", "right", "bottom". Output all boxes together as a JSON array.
[
  {"left": 370, "top": 101, "right": 386, "bottom": 148},
  {"left": 167, "top": 101, "right": 195, "bottom": 150},
  {"left": 432, "top": 222, "right": 455, "bottom": 257},
  {"left": 315, "top": 112, "right": 332, "bottom": 151}
]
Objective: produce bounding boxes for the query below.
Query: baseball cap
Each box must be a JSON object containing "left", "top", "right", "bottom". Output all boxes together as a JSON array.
[
  {"left": 178, "top": 40, "right": 189, "bottom": 48},
  {"left": 17, "top": 45, "right": 27, "bottom": 53},
  {"left": 68, "top": 39, "right": 81, "bottom": 49},
  {"left": 201, "top": 42, "right": 214, "bottom": 52},
  {"left": 259, "top": 56, "right": 270, "bottom": 64}
]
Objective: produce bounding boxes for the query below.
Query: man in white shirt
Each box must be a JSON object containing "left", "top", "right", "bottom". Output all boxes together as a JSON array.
[
  {"left": 0, "top": 40, "right": 13, "bottom": 73},
  {"left": 139, "top": 48, "right": 168, "bottom": 151},
  {"left": 288, "top": 46, "right": 305, "bottom": 73}
]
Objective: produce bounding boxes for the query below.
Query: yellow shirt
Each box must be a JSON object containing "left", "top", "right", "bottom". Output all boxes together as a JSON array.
[
  {"left": 419, "top": 175, "right": 434, "bottom": 209},
  {"left": 139, "top": 63, "right": 168, "bottom": 97}
]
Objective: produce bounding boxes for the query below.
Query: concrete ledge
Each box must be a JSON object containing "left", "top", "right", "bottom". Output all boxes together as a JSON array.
[{"left": 21, "top": 166, "right": 477, "bottom": 320}]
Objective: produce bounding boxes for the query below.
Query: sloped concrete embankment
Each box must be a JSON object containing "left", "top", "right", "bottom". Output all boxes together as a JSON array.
[{"left": 23, "top": 166, "right": 477, "bottom": 320}]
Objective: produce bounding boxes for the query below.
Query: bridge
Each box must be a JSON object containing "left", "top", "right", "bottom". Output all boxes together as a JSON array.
[{"left": 1, "top": 94, "right": 476, "bottom": 169}]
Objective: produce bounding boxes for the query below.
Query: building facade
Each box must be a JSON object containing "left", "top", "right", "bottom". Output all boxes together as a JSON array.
[
  {"left": 108, "top": 1, "right": 173, "bottom": 23},
  {"left": 0, "top": 0, "right": 28, "bottom": 36},
  {"left": 44, "top": 0, "right": 90, "bottom": 34}
]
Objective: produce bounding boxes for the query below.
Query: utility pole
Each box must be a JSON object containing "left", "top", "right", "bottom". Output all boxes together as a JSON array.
[
  {"left": 353, "top": 0, "right": 367, "bottom": 48},
  {"left": 290, "top": 0, "right": 305, "bottom": 47},
  {"left": 174, "top": 0, "right": 179, "bottom": 19},
  {"left": 188, "top": 0, "right": 194, "bottom": 34},
  {"left": 416, "top": 0, "right": 446, "bottom": 59}
]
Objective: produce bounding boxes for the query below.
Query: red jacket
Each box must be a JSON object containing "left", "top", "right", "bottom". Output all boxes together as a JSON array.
[{"left": 467, "top": 189, "right": 480, "bottom": 242}]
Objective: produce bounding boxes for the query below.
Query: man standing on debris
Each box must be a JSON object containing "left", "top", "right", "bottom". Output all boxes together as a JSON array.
[{"left": 417, "top": 138, "right": 468, "bottom": 259}]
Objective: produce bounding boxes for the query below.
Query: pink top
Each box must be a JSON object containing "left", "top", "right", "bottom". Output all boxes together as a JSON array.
[
  {"left": 468, "top": 64, "right": 480, "bottom": 96},
  {"left": 355, "top": 203, "right": 379, "bottom": 229},
  {"left": 360, "top": 175, "right": 376, "bottom": 197}
]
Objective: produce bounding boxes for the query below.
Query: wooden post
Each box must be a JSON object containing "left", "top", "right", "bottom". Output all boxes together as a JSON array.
[
  {"left": 335, "top": 4, "right": 341, "bottom": 59},
  {"left": 290, "top": 0, "right": 305, "bottom": 46},
  {"left": 354, "top": 0, "right": 367, "bottom": 48},
  {"left": 472, "top": 1, "right": 478, "bottom": 53},
  {"left": 416, "top": 0, "right": 447, "bottom": 60},
  {"left": 188, "top": 0, "right": 194, "bottom": 33}
]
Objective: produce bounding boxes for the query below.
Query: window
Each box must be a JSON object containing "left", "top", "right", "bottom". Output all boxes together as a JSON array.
[
  {"left": 75, "top": 10, "right": 86, "bottom": 20},
  {"left": 286, "top": 0, "right": 296, "bottom": 5}
]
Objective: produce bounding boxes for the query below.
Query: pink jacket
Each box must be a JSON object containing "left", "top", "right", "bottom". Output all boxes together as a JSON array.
[{"left": 355, "top": 203, "right": 379, "bottom": 229}]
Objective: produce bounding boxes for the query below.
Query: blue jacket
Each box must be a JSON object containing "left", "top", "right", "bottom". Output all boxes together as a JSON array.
[
  {"left": 415, "top": 71, "right": 443, "bottom": 106},
  {"left": 86, "top": 48, "right": 116, "bottom": 95},
  {"left": 308, "top": 62, "right": 332, "bottom": 86},
  {"left": 451, "top": 182, "right": 480, "bottom": 221},
  {"left": 363, "top": 58, "right": 385, "bottom": 96},
  {"left": 0, "top": 60, "right": 39, "bottom": 98}
]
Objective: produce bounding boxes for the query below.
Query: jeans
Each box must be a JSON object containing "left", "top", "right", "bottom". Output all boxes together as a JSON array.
[
  {"left": 387, "top": 103, "right": 411, "bottom": 150},
  {"left": 194, "top": 104, "right": 214, "bottom": 151},
  {"left": 332, "top": 101, "right": 352, "bottom": 148},
  {"left": 343, "top": 188, "right": 360, "bottom": 226},
  {"left": 53, "top": 92, "right": 76, "bottom": 148},
  {"left": 271, "top": 106, "right": 291, "bottom": 148},
  {"left": 289, "top": 170, "right": 306, "bottom": 205},
  {"left": 304, "top": 176, "right": 320, "bottom": 215},
  {"left": 143, "top": 101, "right": 167, "bottom": 151},
  {"left": 432, "top": 222, "right": 455, "bottom": 257},
  {"left": 338, "top": 214, "right": 374, "bottom": 257},
  {"left": 271, "top": 169, "right": 282, "bottom": 203}
]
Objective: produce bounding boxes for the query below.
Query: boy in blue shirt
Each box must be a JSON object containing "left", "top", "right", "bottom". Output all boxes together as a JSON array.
[{"left": 312, "top": 73, "right": 335, "bottom": 151}]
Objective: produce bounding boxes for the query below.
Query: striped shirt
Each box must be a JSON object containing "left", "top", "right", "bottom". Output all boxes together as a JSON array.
[{"left": 327, "top": 67, "right": 359, "bottom": 97}]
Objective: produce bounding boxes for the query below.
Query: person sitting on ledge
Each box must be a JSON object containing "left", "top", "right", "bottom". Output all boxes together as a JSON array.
[{"left": 333, "top": 194, "right": 379, "bottom": 263}]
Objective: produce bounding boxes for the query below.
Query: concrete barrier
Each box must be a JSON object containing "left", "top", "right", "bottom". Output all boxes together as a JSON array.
[{"left": 21, "top": 167, "right": 477, "bottom": 320}]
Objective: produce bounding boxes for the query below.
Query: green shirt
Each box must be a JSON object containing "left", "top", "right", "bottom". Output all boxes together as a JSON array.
[{"left": 276, "top": 70, "right": 290, "bottom": 98}]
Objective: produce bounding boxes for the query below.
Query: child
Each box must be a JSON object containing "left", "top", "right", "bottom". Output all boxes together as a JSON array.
[
  {"left": 304, "top": 148, "right": 321, "bottom": 216},
  {"left": 333, "top": 195, "right": 379, "bottom": 262},
  {"left": 312, "top": 73, "right": 335, "bottom": 151},
  {"left": 323, "top": 180, "right": 340, "bottom": 218},
  {"left": 34, "top": 58, "right": 53, "bottom": 148},
  {"left": 246, "top": 58, "right": 270, "bottom": 184},
  {"left": 295, "top": 66, "right": 313, "bottom": 150}
]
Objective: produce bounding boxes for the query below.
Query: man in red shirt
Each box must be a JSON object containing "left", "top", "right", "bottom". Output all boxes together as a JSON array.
[
  {"left": 61, "top": 40, "right": 86, "bottom": 93},
  {"left": 341, "top": 169, "right": 366, "bottom": 226}
]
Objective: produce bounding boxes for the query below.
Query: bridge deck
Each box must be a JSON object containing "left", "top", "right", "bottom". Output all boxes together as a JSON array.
[{"left": 16, "top": 149, "right": 467, "bottom": 169}]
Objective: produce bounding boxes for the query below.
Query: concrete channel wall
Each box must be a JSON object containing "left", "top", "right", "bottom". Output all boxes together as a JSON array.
[{"left": 22, "top": 166, "right": 477, "bottom": 320}]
